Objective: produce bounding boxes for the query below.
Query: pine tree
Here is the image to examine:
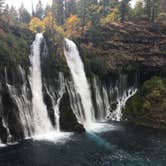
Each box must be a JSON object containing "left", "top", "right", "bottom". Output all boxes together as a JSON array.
[
  {"left": 52, "top": 0, "right": 65, "bottom": 25},
  {"left": 100, "top": 0, "right": 111, "bottom": 15},
  {"left": 2, "top": 4, "right": 10, "bottom": 22},
  {"left": 18, "top": 4, "right": 31, "bottom": 24},
  {"left": 35, "top": 0, "right": 45, "bottom": 19},
  {"left": 65, "top": 0, "right": 77, "bottom": 18},
  {"left": 77, "top": 0, "right": 92, "bottom": 32},
  {"left": 120, "top": 0, "right": 131, "bottom": 22},
  {"left": 9, "top": 6, "right": 19, "bottom": 24},
  {"left": 145, "top": 0, "right": 160, "bottom": 22},
  {"left": 0, "top": 0, "right": 4, "bottom": 12}
]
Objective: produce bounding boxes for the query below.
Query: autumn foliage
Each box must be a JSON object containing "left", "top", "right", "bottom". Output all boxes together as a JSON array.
[
  {"left": 100, "top": 9, "right": 119, "bottom": 26},
  {"left": 29, "top": 17, "right": 45, "bottom": 32},
  {"left": 65, "top": 15, "right": 81, "bottom": 38},
  {"left": 29, "top": 12, "right": 64, "bottom": 36}
]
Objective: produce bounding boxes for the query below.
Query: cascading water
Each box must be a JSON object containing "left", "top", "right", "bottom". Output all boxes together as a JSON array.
[
  {"left": 29, "top": 33, "right": 53, "bottom": 135},
  {"left": 45, "top": 73, "right": 65, "bottom": 131},
  {"left": 93, "top": 78, "right": 105, "bottom": 120},
  {"left": 64, "top": 39, "right": 94, "bottom": 128},
  {"left": 92, "top": 75, "right": 137, "bottom": 121},
  {"left": 5, "top": 66, "right": 33, "bottom": 138},
  {"left": 66, "top": 80, "right": 85, "bottom": 124},
  {"left": 109, "top": 87, "right": 137, "bottom": 121}
]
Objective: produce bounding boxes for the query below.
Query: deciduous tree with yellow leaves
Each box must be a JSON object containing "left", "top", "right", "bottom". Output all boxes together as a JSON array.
[
  {"left": 29, "top": 17, "right": 45, "bottom": 33},
  {"left": 65, "top": 15, "right": 81, "bottom": 38},
  {"left": 29, "top": 12, "right": 64, "bottom": 36},
  {"left": 101, "top": 9, "right": 119, "bottom": 26}
]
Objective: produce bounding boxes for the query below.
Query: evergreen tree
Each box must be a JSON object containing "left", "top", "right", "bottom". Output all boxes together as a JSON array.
[
  {"left": 133, "top": 0, "right": 144, "bottom": 20},
  {"left": 77, "top": 0, "right": 93, "bottom": 32},
  {"left": 45, "top": 4, "right": 52, "bottom": 14},
  {"left": 18, "top": 4, "right": 31, "bottom": 24},
  {"left": 35, "top": 0, "right": 45, "bottom": 19},
  {"left": 2, "top": 4, "right": 10, "bottom": 23},
  {"left": 9, "top": 6, "right": 19, "bottom": 24},
  {"left": 0, "top": 0, "right": 4, "bottom": 12},
  {"left": 145, "top": 0, "right": 160, "bottom": 22},
  {"left": 52, "top": 0, "right": 65, "bottom": 25},
  {"left": 65, "top": 0, "right": 77, "bottom": 18},
  {"left": 120, "top": 0, "right": 131, "bottom": 22},
  {"left": 100, "top": 0, "right": 111, "bottom": 15}
]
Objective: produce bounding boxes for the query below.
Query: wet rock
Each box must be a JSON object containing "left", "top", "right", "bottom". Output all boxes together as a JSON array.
[
  {"left": 123, "top": 76, "right": 166, "bottom": 130},
  {"left": 59, "top": 92, "right": 85, "bottom": 132},
  {"left": 0, "top": 118, "right": 8, "bottom": 143}
]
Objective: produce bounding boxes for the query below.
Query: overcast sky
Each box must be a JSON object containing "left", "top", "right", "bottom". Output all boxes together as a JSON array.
[
  {"left": 5, "top": 0, "right": 52, "bottom": 13},
  {"left": 5, "top": 0, "right": 137, "bottom": 13}
]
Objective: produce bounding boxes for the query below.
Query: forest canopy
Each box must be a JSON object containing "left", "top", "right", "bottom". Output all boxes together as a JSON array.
[{"left": 0, "top": 0, "right": 166, "bottom": 38}]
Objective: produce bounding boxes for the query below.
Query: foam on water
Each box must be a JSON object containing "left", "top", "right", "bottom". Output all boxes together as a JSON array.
[{"left": 33, "top": 131, "right": 72, "bottom": 143}]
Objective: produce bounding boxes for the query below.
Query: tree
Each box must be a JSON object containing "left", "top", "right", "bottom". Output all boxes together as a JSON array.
[
  {"left": 52, "top": 0, "right": 65, "bottom": 25},
  {"left": 29, "top": 17, "right": 45, "bottom": 32},
  {"left": 0, "top": 0, "right": 4, "bottom": 12},
  {"left": 77, "top": 0, "right": 93, "bottom": 33},
  {"left": 9, "top": 6, "right": 19, "bottom": 25},
  {"left": 1, "top": 5, "right": 18, "bottom": 25},
  {"left": 145, "top": 0, "right": 151, "bottom": 20},
  {"left": 120, "top": 0, "right": 131, "bottom": 22},
  {"left": 18, "top": 4, "right": 31, "bottom": 24},
  {"left": 100, "top": 0, "right": 111, "bottom": 15},
  {"left": 35, "top": 0, "right": 44, "bottom": 19},
  {"left": 45, "top": 4, "right": 52, "bottom": 14},
  {"left": 101, "top": 8, "right": 119, "bottom": 26},
  {"left": 144, "top": 0, "right": 160, "bottom": 22},
  {"left": 132, "top": 0, "right": 144, "bottom": 20},
  {"left": 64, "top": 0, "right": 77, "bottom": 18},
  {"left": 65, "top": 15, "right": 81, "bottom": 37},
  {"left": 43, "top": 12, "right": 56, "bottom": 30},
  {"left": 88, "top": 4, "right": 103, "bottom": 27},
  {"left": 2, "top": 5, "right": 10, "bottom": 23}
]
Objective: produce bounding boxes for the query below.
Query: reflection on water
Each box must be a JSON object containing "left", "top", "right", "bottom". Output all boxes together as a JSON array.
[{"left": 0, "top": 122, "right": 166, "bottom": 166}]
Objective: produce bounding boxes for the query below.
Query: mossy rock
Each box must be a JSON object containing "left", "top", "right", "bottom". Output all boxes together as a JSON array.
[{"left": 123, "top": 76, "right": 166, "bottom": 129}]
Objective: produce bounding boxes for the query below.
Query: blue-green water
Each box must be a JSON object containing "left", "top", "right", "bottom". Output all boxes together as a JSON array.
[{"left": 0, "top": 122, "right": 166, "bottom": 166}]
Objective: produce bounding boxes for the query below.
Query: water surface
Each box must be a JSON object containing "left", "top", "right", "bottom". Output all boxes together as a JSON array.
[{"left": 0, "top": 122, "right": 166, "bottom": 166}]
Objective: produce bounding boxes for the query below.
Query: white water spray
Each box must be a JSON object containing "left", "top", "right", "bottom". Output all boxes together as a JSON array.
[
  {"left": 29, "top": 33, "right": 53, "bottom": 135},
  {"left": 64, "top": 39, "right": 94, "bottom": 128}
]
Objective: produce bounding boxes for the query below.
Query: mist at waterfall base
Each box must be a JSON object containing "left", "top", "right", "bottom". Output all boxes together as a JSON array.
[{"left": 0, "top": 123, "right": 166, "bottom": 166}]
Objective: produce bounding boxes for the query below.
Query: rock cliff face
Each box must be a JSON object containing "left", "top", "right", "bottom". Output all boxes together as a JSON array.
[
  {"left": 76, "top": 22, "right": 166, "bottom": 76},
  {"left": 123, "top": 77, "right": 166, "bottom": 129}
]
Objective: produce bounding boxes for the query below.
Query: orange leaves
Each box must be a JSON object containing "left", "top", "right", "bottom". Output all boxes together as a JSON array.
[
  {"left": 29, "top": 17, "right": 45, "bottom": 33},
  {"left": 29, "top": 12, "right": 64, "bottom": 36},
  {"left": 65, "top": 15, "right": 81, "bottom": 38},
  {"left": 43, "top": 12, "right": 55, "bottom": 29}
]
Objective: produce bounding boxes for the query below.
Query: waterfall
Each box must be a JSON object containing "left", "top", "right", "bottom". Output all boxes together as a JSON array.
[
  {"left": 109, "top": 87, "right": 137, "bottom": 121},
  {"left": 5, "top": 66, "right": 33, "bottom": 138},
  {"left": 92, "top": 76, "right": 137, "bottom": 121},
  {"left": 29, "top": 33, "right": 53, "bottom": 135},
  {"left": 45, "top": 73, "right": 65, "bottom": 131},
  {"left": 64, "top": 39, "right": 94, "bottom": 128}
]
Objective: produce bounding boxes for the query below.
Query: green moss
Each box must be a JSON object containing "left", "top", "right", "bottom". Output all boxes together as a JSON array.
[
  {"left": 0, "top": 22, "right": 34, "bottom": 74},
  {"left": 124, "top": 76, "right": 166, "bottom": 129}
]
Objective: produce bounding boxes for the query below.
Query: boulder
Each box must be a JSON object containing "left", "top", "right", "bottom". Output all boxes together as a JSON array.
[
  {"left": 59, "top": 92, "right": 85, "bottom": 132},
  {"left": 123, "top": 76, "right": 166, "bottom": 129}
]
